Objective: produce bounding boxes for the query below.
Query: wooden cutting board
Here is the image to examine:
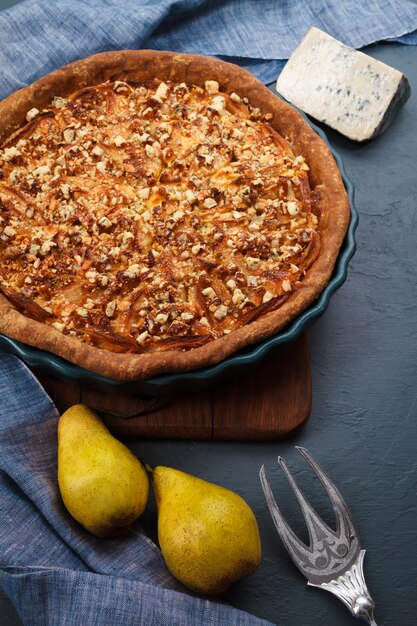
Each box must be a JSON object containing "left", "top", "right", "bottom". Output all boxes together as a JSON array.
[{"left": 36, "top": 332, "right": 311, "bottom": 441}]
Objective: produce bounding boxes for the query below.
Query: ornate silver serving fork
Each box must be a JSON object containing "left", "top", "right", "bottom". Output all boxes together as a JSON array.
[{"left": 259, "top": 447, "right": 378, "bottom": 625}]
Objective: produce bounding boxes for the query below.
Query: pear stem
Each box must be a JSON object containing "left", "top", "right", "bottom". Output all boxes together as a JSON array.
[{"left": 141, "top": 459, "right": 154, "bottom": 475}]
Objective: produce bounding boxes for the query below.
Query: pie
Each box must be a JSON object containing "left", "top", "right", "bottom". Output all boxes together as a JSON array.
[{"left": 0, "top": 51, "right": 350, "bottom": 380}]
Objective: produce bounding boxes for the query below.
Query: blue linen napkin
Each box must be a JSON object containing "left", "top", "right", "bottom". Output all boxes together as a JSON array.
[
  {"left": 0, "top": 354, "right": 274, "bottom": 626},
  {"left": 0, "top": 0, "right": 417, "bottom": 100},
  {"left": 1, "top": 1, "right": 417, "bottom": 623}
]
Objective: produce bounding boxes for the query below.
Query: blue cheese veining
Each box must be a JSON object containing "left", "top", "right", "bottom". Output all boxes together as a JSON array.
[{"left": 276, "top": 27, "right": 410, "bottom": 142}]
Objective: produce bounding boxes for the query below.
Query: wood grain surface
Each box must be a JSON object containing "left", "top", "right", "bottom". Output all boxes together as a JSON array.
[{"left": 36, "top": 333, "right": 311, "bottom": 441}]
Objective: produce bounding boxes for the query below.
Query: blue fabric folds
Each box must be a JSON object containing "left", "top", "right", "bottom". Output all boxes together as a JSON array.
[
  {"left": 0, "top": 354, "right": 273, "bottom": 625},
  {"left": 0, "top": 0, "right": 416, "bottom": 97}
]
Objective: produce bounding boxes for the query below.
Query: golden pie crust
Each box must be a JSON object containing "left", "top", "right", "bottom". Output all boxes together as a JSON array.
[{"left": 0, "top": 51, "right": 350, "bottom": 380}]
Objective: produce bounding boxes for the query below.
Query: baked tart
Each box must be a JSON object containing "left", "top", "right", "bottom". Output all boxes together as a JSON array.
[{"left": 0, "top": 51, "right": 350, "bottom": 380}]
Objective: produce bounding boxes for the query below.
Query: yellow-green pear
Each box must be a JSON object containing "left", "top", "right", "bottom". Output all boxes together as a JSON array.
[
  {"left": 152, "top": 466, "right": 261, "bottom": 596},
  {"left": 58, "top": 404, "right": 149, "bottom": 538}
]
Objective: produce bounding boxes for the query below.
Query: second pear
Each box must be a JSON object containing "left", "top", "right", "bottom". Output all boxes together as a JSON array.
[{"left": 153, "top": 466, "right": 261, "bottom": 596}]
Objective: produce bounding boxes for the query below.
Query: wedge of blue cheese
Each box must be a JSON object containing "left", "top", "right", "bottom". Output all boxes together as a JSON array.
[{"left": 276, "top": 27, "right": 410, "bottom": 141}]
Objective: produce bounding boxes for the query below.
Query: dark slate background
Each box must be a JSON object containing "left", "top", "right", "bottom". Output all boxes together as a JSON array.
[{"left": 0, "top": 1, "right": 416, "bottom": 623}]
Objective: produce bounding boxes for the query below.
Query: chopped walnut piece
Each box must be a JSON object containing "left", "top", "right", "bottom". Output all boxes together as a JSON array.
[
  {"left": 92, "top": 145, "right": 104, "bottom": 156},
  {"left": 204, "top": 198, "right": 217, "bottom": 209},
  {"left": 137, "top": 330, "right": 150, "bottom": 344},
  {"left": 63, "top": 128, "right": 75, "bottom": 143},
  {"left": 52, "top": 321, "right": 66, "bottom": 332},
  {"left": 154, "top": 82, "right": 169, "bottom": 102},
  {"left": 113, "top": 135, "right": 126, "bottom": 147},
  {"left": 113, "top": 81, "right": 130, "bottom": 93},
  {"left": 138, "top": 187, "right": 150, "bottom": 200},
  {"left": 105, "top": 301, "right": 117, "bottom": 317},
  {"left": 185, "top": 189, "right": 196, "bottom": 203},
  {"left": 32, "top": 165, "right": 51, "bottom": 179},
  {"left": 3, "top": 225, "right": 16, "bottom": 238}
]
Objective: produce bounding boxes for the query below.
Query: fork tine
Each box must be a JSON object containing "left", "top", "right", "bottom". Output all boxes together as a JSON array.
[
  {"left": 295, "top": 447, "right": 358, "bottom": 539},
  {"left": 277, "top": 454, "right": 339, "bottom": 550},
  {"left": 260, "top": 464, "right": 313, "bottom": 571}
]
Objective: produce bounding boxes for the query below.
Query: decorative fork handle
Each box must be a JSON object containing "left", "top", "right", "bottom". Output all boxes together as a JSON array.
[{"left": 308, "top": 550, "right": 378, "bottom": 625}]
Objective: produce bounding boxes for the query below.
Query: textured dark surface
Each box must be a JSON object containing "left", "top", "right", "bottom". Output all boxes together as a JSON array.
[{"left": 1, "top": 13, "right": 417, "bottom": 626}]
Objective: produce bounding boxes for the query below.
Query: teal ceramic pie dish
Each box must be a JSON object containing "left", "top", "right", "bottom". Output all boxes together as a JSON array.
[{"left": 0, "top": 112, "right": 358, "bottom": 397}]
